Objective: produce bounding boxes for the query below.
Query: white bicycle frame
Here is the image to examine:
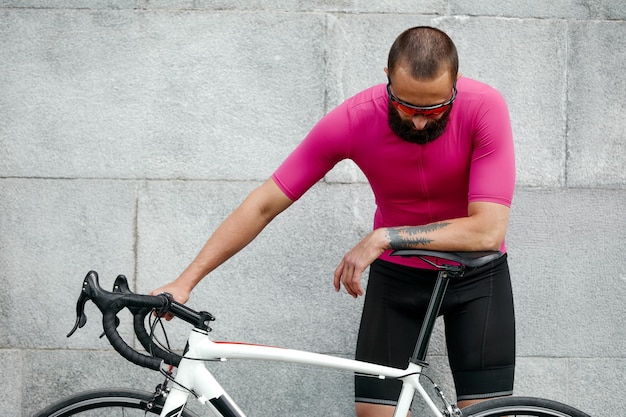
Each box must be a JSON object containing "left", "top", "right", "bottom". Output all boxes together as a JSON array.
[
  {"left": 160, "top": 327, "right": 445, "bottom": 417},
  {"left": 66, "top": 251, "right": 502, "bottom": 417}
]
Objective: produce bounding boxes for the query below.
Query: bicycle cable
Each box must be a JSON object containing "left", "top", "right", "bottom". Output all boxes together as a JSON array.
[
  {"left": 412, "top": 373, "right": 459, "bottom": 417},
  {"left": 357, "top": 370, "right": 459, "bottom": 416},
  {"left": 148, "top": 313, "right": 172, "bottom": 358},
  {"left": 146, "top": 313, "right": 202, "bottom": 400}
]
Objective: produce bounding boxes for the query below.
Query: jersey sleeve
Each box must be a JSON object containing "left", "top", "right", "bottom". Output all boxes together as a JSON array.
[
  {"left": 272, "top": 103, "right": 353, "bottom": 201},
  {"left": 467, "top": 89, "right": 516, "bottom": 207}
]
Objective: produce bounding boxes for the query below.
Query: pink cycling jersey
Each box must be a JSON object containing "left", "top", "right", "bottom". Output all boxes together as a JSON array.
[{"left": 272, "top": 77, "right": 515, "bottom": 268}]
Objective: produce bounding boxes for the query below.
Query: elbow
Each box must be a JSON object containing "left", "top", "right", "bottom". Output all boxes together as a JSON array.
[
  {"left": 477, "top": 229, "right": 506, "bottom": 251},
  {"left": 466, "top": 202, "right": 510, "bottom": 251},
  {"left": 468, "top": 222, "right": 506, "bottom": 251},
  {"left": 482, "top": 238, "right": 503, "bottom": 252}
]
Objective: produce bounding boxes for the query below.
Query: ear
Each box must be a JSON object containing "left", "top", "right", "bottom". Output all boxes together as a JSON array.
[
  {"left": 456, "top": 72, "right": 462, "bottom": 80},
  {"left": 384, "top": 67, "right": 389, "bottom": 77}
]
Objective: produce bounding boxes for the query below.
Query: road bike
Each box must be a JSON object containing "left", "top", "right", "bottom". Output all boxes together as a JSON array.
[{"left": 33, "top": 249, "right": 592, "bottom": 417}]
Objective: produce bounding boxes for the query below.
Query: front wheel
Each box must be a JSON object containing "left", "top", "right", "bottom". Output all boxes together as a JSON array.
[
  {"left": 32, "top": 388, "right": 200, "bottom": 417},
  {"left": 461, "top": 396, "right": 591, "bottom": 417}
]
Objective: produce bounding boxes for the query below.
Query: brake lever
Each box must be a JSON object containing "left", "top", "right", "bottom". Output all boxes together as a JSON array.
[
  {"left": 96, "top": 275, "right": 129, "bottom": 338},
  {"left": 113, "top": 274, "right": 132, "bottom": 294},
  {"left": 67, "top": 278, "right": 91, "bottom": 338},
  {"left": 68, "top": 271, "right": 127, "bottom": 338}
]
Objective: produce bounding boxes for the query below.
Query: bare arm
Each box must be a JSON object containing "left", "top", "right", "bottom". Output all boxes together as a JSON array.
[
  {"left": 151, "top": 178, "right": 293, "bottom": 303},
  {"left": 385, "top": 201, "right": 509, "bottom": 251},
  {"left": 334, "top": 201, "right": 510, "bottom": 297}
]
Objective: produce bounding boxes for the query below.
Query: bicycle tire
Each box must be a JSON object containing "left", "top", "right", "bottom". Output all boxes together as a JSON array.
[
  {"left": 461, "top": 396, "right": 591, "bottom": 417},
  {"left": 32, "top": 388, "right": 201, "bottom": 417}
]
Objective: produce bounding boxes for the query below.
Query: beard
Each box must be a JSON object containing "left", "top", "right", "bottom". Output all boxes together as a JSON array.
[{"left": 387, "top": 101, "right": 452, "bottom": 144}]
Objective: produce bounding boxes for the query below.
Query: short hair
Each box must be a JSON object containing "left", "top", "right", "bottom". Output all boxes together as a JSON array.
[{"left": 387, "top": 26, "right": 459, "bottom": 81}]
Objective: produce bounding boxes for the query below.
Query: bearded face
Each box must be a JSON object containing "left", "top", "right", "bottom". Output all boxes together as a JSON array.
[{"left": 387, "top": 101, "right": 452, "bottom": 145}]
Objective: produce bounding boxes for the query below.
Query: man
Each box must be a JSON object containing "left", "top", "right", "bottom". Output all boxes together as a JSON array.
[{"left": 151, "top": 26, "right": 516, "bottom": 416}]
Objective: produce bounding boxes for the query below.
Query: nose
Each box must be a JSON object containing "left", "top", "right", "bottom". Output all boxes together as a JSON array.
[{"left": 412, "top": 115, "right": 429, "bottom": 130}]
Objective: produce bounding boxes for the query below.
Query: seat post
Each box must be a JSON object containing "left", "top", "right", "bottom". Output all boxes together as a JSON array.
[{"left": 410, "top": 266, "right": 464, "bottom": 364}]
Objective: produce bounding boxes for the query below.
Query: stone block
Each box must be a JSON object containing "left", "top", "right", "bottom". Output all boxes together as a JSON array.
[
  {"left": 514, "top": 357, "right": 569, "bottom": 401},
  {"left": 0, "top": 9, "right": 326, "bottom": 180},
  {"left": 569, "top": 358, "right": 626, "bottom": 416},
  {"left": 23, "top": 349, "right": 161, "bottom": 417},
  {"left": 191, "top": 0, "right": 442, "bottom": 14},
  {"left": 506, "top": 188, "right": 626, "bottom": 357},
  {"left": 0, "top": 0, "right": 136, "bottom": 8},
  {"left": 450, "top": 0, "right": 626, "bottom": 20},
  {"left": 0, "top": 179, "right": 136, "bottom": 349},
  {"left": 567, "top": 20, "right": 626, "bottom": 188},
  {"left": 1, "top": 350, "right": 21, "bottom": 417},
  {"left": 205, "top": 358, "right": 355, "bottom": 416}
]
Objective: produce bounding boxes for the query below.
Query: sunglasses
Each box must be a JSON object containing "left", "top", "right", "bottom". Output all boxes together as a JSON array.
[{"left": 386, "top": 80, "right": 457, "bottom": 118}]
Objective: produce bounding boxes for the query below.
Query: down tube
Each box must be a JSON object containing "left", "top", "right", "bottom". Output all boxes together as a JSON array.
[
  {"left": 194, "top": 362, "right": 248, "bottom": 417},
  {"left": 162, "top": 356, "right": 248, "bottom": 417}
]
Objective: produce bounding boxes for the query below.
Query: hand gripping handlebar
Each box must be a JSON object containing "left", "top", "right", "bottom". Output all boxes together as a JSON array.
[{"left": 67, "top": 271, "right": 214, "bottom": 371}]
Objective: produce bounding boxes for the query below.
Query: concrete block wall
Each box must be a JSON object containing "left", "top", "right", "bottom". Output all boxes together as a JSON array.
[{"left": 1, "top": 1, "right": 624, "bottom": 416}]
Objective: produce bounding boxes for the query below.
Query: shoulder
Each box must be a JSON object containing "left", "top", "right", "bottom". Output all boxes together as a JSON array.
[
  {"left": 456, "top": 77, "right": 507, "bottom": 108},
  {"left": 451, "top": 77, "right": 511, "bottom": 132},
  {"left": 316, "top": 84, "right": 389, "bottom": 136},
  {"left": 336, "top": 84, "right": 388, "bottom": 115},
  {"left": 457, "top": 77, "right": 500, "bottom": 94}
]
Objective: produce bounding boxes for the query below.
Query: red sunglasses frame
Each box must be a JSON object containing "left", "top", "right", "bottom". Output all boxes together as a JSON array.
[{"left": 386, "top": 81, "right": 457, "bottom": 118}]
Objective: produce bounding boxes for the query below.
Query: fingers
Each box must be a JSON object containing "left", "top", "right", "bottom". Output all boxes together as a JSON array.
[
  {"left": 343, "top": 264, "right": 358, "bottom": 298},
  {"left": 334, "top": 258, "right": 364, "bottom": 298},
  {"left": 148, "top": 282, "right": 190, "bottom": 321},
  {"left": 345, "top": 268, "right": 364, "bottom": 298},
  {"left": 333, "top": 260, "right": 344, "bottom": 292},
  {"left": 333, "top": 230, "right": 385, "bottom": 298}
]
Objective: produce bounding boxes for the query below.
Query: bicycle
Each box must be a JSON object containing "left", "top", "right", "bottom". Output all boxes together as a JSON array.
[{"left": 34, "top": 249, "right": 592, "bottom": 417}]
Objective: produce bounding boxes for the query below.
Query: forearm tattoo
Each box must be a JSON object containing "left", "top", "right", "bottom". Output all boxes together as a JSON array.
[{"left": 385, "top": 222, "right": 451, "bottom": 250}]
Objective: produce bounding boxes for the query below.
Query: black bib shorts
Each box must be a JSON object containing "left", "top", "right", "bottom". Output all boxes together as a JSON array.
[{"left": 355, "top": 254, "right": 515, "bottom": 404}]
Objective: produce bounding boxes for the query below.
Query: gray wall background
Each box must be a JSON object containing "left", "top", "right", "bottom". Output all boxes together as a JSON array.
[{"left": 1, "top": 1, "right": 625, "bottom": 416}]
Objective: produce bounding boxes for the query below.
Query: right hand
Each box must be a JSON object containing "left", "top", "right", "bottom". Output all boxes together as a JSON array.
[
  {"left": 333, "top": 228, "right": 388, "bottom": 298},
  {"left": 149, "top": 280, "right": 192, "bottom": 321}
]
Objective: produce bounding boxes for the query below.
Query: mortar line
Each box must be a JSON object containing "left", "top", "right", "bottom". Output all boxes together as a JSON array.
[
  {"left": 132, "top": 181, "right": 140, "bottom": 292},
  {"left": 563, "top": 21, "right": 570, "bottom": 188}
]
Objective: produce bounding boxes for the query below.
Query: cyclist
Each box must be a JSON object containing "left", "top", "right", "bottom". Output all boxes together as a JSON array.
[{"left": 151, "top": 26, "right": 516, "bottom": 417}]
